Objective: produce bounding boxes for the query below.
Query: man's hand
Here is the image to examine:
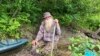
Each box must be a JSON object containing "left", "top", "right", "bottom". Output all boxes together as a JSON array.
[
  {"left": 54, "top": 19, "right": 59, "bottom": 23},
  {"left": 32, "top": 40, "right": 38, "bottom": 46}
]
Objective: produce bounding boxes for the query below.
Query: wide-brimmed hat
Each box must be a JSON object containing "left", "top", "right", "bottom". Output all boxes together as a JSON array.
[{"left": 43, "top": 12, "right": 52, "bottom": 19}]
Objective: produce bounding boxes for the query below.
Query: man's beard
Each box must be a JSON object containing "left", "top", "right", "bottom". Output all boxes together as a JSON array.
[{"left": 45, "top": 18, "right": 53, "bottom": 32}]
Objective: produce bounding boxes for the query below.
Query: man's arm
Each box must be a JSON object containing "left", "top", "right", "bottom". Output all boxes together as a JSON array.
[
  {"left": 35, "top": 22, "right": 44, "bottom": 41},
  {"left": 55, "top": 19, "right": 61, "bottom": 35}
]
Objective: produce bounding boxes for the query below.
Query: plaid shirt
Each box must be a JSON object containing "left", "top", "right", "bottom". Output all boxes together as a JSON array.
[{"left": 36, "top": 21, "right": 61, "bottom": 42}]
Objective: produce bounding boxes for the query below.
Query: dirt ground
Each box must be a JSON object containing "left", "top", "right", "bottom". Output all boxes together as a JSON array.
[{"left": 0, "top": 27, "right": 87, "bottom": 56}]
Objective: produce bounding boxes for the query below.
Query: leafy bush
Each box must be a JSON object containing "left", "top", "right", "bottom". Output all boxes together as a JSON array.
[
  {"left": 0, "top": 0, "right": 32, "bottom": 39},
  {"left": 0, "top": 15, "right": 20, "bottom": 39},
  {"left": 68, "top": 36, "right": 100, "bottom": 56},
  {"left": 34, "top": 0, "right": 100, "bottom": 31},
  {"left": 0, "top": 13, "right": 30, "bottom": 40},
  {"left": 0, "top": 0, "right": 100, "bottom": 32}
]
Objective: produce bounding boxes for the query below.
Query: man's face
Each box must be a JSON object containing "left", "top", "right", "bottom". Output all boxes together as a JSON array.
[
  {"left": 44, "top": 16, "right": 53, "bottom": 23},
  {"left": 44, "top": 16, "right": 52, "bottom": 20}
]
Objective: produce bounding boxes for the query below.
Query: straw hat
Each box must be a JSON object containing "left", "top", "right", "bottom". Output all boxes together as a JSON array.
[{"left": 43, "top": 12, "right": 52, "bottom": 18}]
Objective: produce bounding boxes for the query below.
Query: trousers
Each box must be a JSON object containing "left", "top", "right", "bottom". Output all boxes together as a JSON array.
[{"left": 31, "top": 40, "right": 57, "bottom": 56}]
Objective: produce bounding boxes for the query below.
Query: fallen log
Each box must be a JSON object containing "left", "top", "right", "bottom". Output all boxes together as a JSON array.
[{"left": 79, "top": 28, "right": 100, "bottom": 39}]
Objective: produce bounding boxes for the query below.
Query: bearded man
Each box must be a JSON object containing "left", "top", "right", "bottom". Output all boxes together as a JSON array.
[{"left": 31, "top": 12, "right": 61, "bottom": 56}]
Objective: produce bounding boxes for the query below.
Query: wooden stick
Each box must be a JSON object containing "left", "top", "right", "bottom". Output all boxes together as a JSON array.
[{"left": 51, "top": 23, "right": 56, "bottom": 56}]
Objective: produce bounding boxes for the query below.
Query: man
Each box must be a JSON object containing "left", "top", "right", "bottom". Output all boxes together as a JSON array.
[{"left": 31, "top": 12, "right": 61, "bottom": 56}]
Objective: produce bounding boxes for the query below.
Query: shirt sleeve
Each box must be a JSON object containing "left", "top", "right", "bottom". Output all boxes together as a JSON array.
[
  {"left": 55, "top": 23, "right": 61, "bottom": 36},
  {"left": 35, "top": 22, "right": 44, "bottom": 41}
]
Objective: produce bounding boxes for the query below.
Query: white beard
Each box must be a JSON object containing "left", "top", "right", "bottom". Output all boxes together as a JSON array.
[{"left": 45, "top": 18, "right": 53, "bottom": 32}]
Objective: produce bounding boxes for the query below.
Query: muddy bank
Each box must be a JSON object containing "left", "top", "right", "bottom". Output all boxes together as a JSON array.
[{"left": 0, "top": 27, "right": 87, "bottom": 56}]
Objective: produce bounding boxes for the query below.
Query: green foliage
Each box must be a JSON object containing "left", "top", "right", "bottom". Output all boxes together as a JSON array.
[
  {"left": 0, "top": 14, "right": 30, "bottom": 39},
  {"left": 68, "top": 36, "right": 100, "bottom": 56},
  {"left": 34, "top": 0, "right": 100, "bottom": 31},
  {"left": 63, "top": 0, "right": 100, "bottom": 30},
  {"left": 1, "top": 0, "right": 100, "bottom": 31},
  {"left": 0, "top": 0, "right": 100, "bottom": 39},
  {"left": 0, "top": 15, "right": 20, "bottom": 39},
  {"left": 0, "top": 0, "right": 31, "bottom": 39}
]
